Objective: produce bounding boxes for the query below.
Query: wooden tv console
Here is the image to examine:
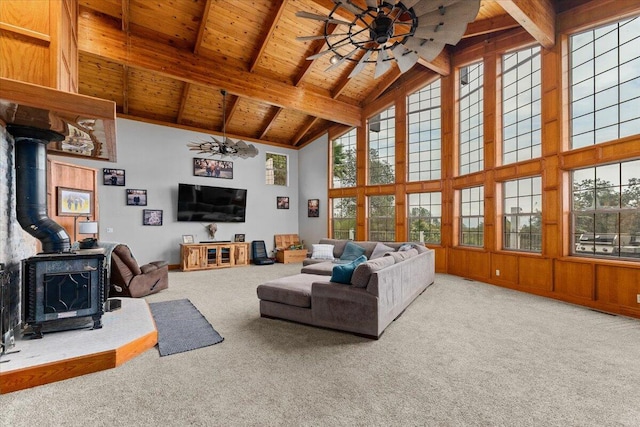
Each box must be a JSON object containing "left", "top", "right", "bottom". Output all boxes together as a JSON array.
[{"left": 180, "top": 242, "right": 249, "bottom": 271}]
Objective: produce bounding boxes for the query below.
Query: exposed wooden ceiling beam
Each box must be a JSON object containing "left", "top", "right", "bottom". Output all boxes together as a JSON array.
[
  {"left": 260, "top": 108, "right": 284, "bottom": 140},
  {"left": 464, "top": 14, "right": 520, "bottom": 38},
  {"left": 292, "top": 117, "right": 319, "bottom": 146},
  {"left": 417, "top": 50, "right": 451, "bottom": 77},
  {"left": 193, "top": 0, "right": 212, "bottom": 55},
  {"left": 78, "top": 11, "right": 361, "bottom": 127},
  {"left": 498, "top": 0, "right": 555, "bottom": 48},
  {"left": 249, "top": 0, "right": 288, "bottom": 72},
  {"left": 121, "top": 0, "right": 130, "bottom": 115},
  {"left": 177, "top": 0, "right": 211, "bottom": 126}
]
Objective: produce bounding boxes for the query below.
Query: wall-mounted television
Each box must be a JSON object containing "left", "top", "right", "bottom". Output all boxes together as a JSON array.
[{"left": 177, "top": 183, "right": 247, "bottom": 223}]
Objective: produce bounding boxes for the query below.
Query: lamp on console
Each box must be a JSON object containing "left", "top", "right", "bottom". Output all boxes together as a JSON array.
[{"left": 78, "top": 218, "right": 99, "bottom": 249}]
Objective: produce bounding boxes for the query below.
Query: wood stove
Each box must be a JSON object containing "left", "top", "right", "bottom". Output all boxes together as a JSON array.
[{"left": 22, "top": 253, "right": 105, "bottom": 338}]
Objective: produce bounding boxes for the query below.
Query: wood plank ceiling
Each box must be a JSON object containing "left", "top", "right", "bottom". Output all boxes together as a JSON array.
[{"left": 77, "top": 0, "right": 565, "bottom": 149}]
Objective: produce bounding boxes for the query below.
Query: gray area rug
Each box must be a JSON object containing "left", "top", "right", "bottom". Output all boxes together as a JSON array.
[{"left": 149, "top": 298, "right": 223, "bottom": 356}]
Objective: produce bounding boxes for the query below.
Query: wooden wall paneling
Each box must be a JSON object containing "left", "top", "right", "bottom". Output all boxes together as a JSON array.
[
  {"left": 431, "top": 246, "right": 447, "bottom": 273},
  {"left": 553, "top": 259, "right": 595, "bottom": 300},
  {"left": 491, "top": 252, "right": 518, "bottom": 284},
  {"left": 47, "top": 159, "right": 99, "bottom": 243},
  {"left": 440, "top": 70, "right": 455, "bottom": 250},
  {"left": 394, "top": 89, "right": 407, "bottom": 241},
  {"left": 465, "top": 249, "right": 491, "bottom": 281},
  {"left": 518, "top": 256, "right": 553, "bottom": 292},
  {"left": 0, "top": 0, "right": 78, "bottom": 90},
  {"left": 595, "top": 264, "right": 640, "bottom": 308},
  {"left": 0, "top": 32, "right": 51, "bottom": 86},
  {"left": 447, "top": 247, "right": 467, "bottom": 277}
]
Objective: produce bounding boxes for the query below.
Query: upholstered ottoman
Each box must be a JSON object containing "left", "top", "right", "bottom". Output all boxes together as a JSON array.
[{"left": 257, "top": 273, "right": 327, "bottom": 325}]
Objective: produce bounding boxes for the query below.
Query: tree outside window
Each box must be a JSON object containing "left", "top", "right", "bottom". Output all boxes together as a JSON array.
[
  {"left": 572, "top": 160, "right": 640, "bottom": 259},
  {"left": 266, "top": 153, "right": 287, "bottom": 186}
]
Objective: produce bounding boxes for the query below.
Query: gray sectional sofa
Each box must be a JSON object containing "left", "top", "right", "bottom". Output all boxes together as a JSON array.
[{"left": 256, "top": 239, "right": 435, "bottom": 338}]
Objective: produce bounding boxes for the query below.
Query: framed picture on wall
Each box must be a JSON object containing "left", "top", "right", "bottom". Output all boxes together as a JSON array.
[
  {"left": 193, "top": 158, "right": 233, "bottom": 179},
  {"left": 277, "top": 196, "right": 289, "bottom": 209},
  {"left": 103, "top": 168, "right": 125, "bottom": 186},
  {"left": 308, "top": 199, "right": 319, "bottom": 217},
  {"left": 126, "top": 189, "right": 147, "bottom": 206},
  {"left": 57, "top": 187, "right": 92, "bottom": 216},
  {"left": 143, "top": 209, "right": 163, "bottom": 226}
]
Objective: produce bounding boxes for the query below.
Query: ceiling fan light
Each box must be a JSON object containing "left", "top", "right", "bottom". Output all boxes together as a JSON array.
[{"left": 330, "top": 54, "right": 342, "bottom": 64}]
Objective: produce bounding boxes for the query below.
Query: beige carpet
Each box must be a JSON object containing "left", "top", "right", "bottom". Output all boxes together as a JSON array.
[{"left": 2, "top": 263, "right": 640, "bottom": 426}]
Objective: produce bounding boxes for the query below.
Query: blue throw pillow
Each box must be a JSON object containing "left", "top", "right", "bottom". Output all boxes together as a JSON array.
[
  {"left": 340, "top": 241, "right": 366, "bottom": 261},
  {"left": 330, "top": 255, "right": 367, "bottom": 284}
]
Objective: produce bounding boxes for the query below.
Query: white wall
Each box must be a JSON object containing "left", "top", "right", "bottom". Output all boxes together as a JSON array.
[
  {"left": 298, "top": 133, "right": 328, "bottom": 249},
  {"left": 52, "top": 118, "right": 329, "bottom": 265}
]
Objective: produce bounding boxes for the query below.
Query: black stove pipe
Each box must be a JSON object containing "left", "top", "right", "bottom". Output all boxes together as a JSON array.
[{"left": 9, "top": 125, "right": 71, "bottom": 253}]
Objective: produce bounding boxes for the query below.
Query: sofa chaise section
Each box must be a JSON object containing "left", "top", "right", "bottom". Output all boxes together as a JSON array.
[{"left": 257, "top": 242, "right": 435, "bottom": 338}]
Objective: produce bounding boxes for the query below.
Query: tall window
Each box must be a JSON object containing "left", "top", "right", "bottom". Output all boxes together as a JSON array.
[
  {"left": 368, "top": 106, "right": 395, "bottom": 185},
  {"left": 570, "top": 16, "right": 640, "bottom": 149},
  {"left": 460, "top": 186, "right": 484, "bottom": 247},
  {"left": 331, "top": 128, "right": 357, "bottom": 188},
  {"left": 368, "top": 195, "right": 395, "bottom": 241},
  {"left": 407, "top": 79, "right": 441, "bottom": 181},
  {"left": 331, "top": 197, "right": 356, "bottom": 240},
  {"left": 459, "top": 62, "right": 484, "bottom": 175},
  {"left": 408, "top": 192, "right": 442, "bottom": 244},
  {"left": 503, "top": 176, "right": 542, "bottom": 252},
  {"left": 502, "top": 46, "right": 542, "bottom": 164},
  {"left": 572, "top": 160, "right": 640, "bottom": 260},
  {"left": 265, "top": 153, "right": 287, "bottom": 186}
]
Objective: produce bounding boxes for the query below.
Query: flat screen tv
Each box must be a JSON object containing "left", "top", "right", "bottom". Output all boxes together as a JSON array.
[{"left": 177, "top": 183, "right": 247, "bottom": 223}]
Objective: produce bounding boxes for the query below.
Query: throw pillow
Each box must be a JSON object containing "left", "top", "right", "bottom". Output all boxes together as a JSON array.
[
  {"left": 384, "top": 248, "right": 418, "bottom": 262},
  {"left": 311, "top": 244, "right": 335, "bottom": 260},
  {"left": 339, "top": 241, "right": 366, "bottom": 261},
  {"left": 351, "top": 256, "right": 395, "bottom": 288},
  {"left": 411, "top": 243, "right": 428, "bottom": 254},
  {"left": 398, "top": 243, "right": 413, "bottom": 251},
  {"left": 330, "top": 255, "right": 367, "bottom": 284},
  {"left": 370, "top": 242, "right": 395, "bottom": 259}
]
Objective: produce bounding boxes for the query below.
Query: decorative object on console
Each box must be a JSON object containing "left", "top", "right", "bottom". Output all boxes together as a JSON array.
[
  {"left": 234, "top": 234, "right": 245, "bottom": 242},
  {"left": 206, "top": 223, "right": 217, "bottom": 239},
  {"left": 186, "top": 90, "right": 259, "bottom": 159},
  {"left": 126, "top": 189, "right": 147, "bottom": 206},
  {"left": 277, "top": 196, "right": 289, "bottom": 209},
  {"left": 103, "top": 168, "right": 125, "bottom": 186},
  {"left": 308, "top": 199, "right": 319, "bottom": 217},
  {"left": 296, "top": 0, "right": 480, "bottom": 79},
  {"left": 143, "top": 209, "right": 163, "bottom": 226},
  {"left": 57, "top": 187, "right": 92, "bottom": 216},
  {"left": 193, "top": 158, "right": 233, "bottom": 179},
  {"left": 182, "top": 235, "right": 195, "bottom": 244}
]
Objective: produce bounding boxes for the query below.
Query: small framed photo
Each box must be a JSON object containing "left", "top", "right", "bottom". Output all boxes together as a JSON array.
[
  {"left": 143, "top": 209, "right": 163, "bottom": 226},
  {"left": 182, "top": 234, "right": 194, "bottom": 244},
  {"left": 103, "top": 168, "right": 125, "bottom": 186},
  {"left": 126, "top": 189, "right": 147, "bottom": 206},
  {"left": 234, "top": 234, "right": 245, "bottom": 242},
  {"left": 57, "top": 187, "right": 92, "bottom": 216},
  {"left": 308, "top": 199, "right": 319, "bottom": 217},
  {"left": 193, "top": 158, "right": 233, "bottom": 179},
  {"left": 277, "top": 196, "right": 289, "bottom": 209}
]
